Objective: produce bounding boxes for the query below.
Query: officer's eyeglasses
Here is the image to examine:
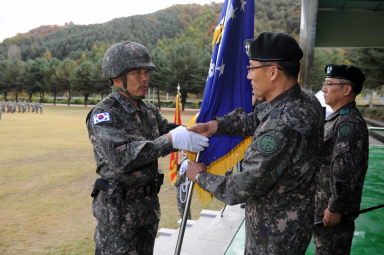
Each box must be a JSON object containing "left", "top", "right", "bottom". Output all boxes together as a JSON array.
[
  {"left": 322, "top": 82, "right": 350, "bottom": 88},
  {"left": 246, "top": 65, "right": 282, "bottom": 73}
]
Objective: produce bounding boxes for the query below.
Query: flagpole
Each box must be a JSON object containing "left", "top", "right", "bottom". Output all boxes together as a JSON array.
[
  {"left": 174, "top": 152, "right": 200, "bottom": 255},
  {"left": 314, "top": 203, "right": 384, "bottom": 227}
]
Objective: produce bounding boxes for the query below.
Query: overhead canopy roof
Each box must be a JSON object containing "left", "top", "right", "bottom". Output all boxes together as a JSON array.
[{"left": 316, "top": 0, "right": 384, "bottom": 47}]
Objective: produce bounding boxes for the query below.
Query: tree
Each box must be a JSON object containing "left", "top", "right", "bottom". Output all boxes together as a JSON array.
[
  {"left": 45, "top": 58, "right": 61, "bottom": 104},
  {"left": 25, "top": 58, "right": 48, "bottom": 102},
  {"left": 10, "top": 60, "right": 26, "bottom": 102},
  {"left": 8, "top": 45, "right": 22, "bottom": 60},
  {"left": 42, "top": 50, "right": 53, "bottom": 59},
  {"left": 52, "top": 59, "right": 77, "bottom": 105},
  {"left": 16, "top": 60, "right": 30, "bottom": 102},
  {"left": 347, "top": 48, "right": 384, "bottom": 108},
  {"left": 347, "top": 48, "right": 384, "bottom": 91},
  {"left": 70, "top": 61, "right": 94, "bottom": 106},
  {"left": 24, "top": 58, "right": 41, "bottom": 101},
  {"left": 0, "top": 60, "right": 12, "bottom": 100},
  {"left": 91, "top": 58, "right": 110, "bottom": 100},
  {"left": 149, "top": 47, "right": 174, "bottom": 108},
  {"left": 167, "top": 41, "right": 210, "bottom": 110}
]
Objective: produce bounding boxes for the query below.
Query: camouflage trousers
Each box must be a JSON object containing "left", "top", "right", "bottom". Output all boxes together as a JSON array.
[
  {"left": 313, "top": 220, "right": 355, "bottom": 255},
  {"left": 95, "top": 222, "right": 158, "bottom": 255}
]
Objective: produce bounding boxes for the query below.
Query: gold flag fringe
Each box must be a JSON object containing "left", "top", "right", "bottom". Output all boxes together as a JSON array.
[{"left": 186, "top": 114, "right": 252, "bottom": 205}]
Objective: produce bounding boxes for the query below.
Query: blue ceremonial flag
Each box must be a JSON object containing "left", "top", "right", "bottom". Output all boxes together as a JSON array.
[{"left": 197, "top": 0, "right": 254, "bottom": 167}]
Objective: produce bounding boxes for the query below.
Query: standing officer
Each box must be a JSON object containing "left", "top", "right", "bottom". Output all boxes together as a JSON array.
[
  {"left": 187, "top": 32, "right": 324, "bottom": 254},
  {"left": 86, "top": 41, "right": 208, "bottom": 255},
  {"left": 313, "top": 65, "right": 368, "bottom": 255}
]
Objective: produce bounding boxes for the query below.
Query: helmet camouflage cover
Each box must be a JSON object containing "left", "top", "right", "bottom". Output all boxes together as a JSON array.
[{"left": 102, "top": 41, "right": 155, "bottom": 78}]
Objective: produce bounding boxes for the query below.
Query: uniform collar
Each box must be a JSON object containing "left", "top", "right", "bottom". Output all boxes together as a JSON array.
[
  {"left": 326, "top": 101, "right": 356, "bottom": 121},
  {"left": 112, "top": 89, "right": 142, "bottom": 114},
  {"left": 257, "top": 83, "right": 301, "bottom": 121}
]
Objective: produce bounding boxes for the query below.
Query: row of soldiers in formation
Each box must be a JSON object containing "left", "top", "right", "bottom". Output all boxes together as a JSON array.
[{"left": 0, "top": 101, "right": 43, "bottom": 119}]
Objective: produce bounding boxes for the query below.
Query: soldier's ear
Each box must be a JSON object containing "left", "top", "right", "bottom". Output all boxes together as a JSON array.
[
  {"left": 270, "top": 66, "right": 279, "bottom": 81},
  {"left": 343, "top": 84, "right": 353, "bottom": 96},
  {"left": 112, "top": 77, "right": 123, "bottom": 87}
]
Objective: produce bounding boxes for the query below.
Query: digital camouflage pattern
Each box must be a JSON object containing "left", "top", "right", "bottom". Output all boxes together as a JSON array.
[
  {"left": 313, "top": 101, "right": 368, "bottom": 255},
  {"left": 196, "top": 84, "right": 324, "bottom": 254},
  {"left": 102, "top": 41, "right": 155, "bottom": 78},
  {"left": 86, "top": 89, "right": 178, "bottom": 254}
]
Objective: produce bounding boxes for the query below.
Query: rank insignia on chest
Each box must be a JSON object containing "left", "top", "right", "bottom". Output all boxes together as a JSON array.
[
  {"left": 93, "top": 112, "right": 111, "bottom": 125},
  {"left": 258, "top": 133, "right": 279, "bottom": 154}
]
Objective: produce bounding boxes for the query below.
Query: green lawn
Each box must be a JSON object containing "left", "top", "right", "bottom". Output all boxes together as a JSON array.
[{"left": 0, "top": 106, "right": 223, "bottom": 255}]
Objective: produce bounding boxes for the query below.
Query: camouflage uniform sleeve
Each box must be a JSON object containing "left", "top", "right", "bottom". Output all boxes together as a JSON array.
[
  {"left": 215, "top": 107, "right": 258, "bottom": 136},
  {"left": 328, "top": 120, "right": 365, "bottom": 214},
  {"left": 156, "top": 109, "right": 179, "bottom": 134},
  {"left": 147, "top": 103, "right": 179, "bottom": 134},
  {"left": 197, "top": 127, "right": 302, "bottom": 205},
  {"left": 87, "top": 110, "right": 174, "bottom": 174}
]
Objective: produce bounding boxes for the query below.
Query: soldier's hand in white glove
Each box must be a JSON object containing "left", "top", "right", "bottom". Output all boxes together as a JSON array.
[{"left": 168, "top": 126, "right": 209, "bottom": 152}]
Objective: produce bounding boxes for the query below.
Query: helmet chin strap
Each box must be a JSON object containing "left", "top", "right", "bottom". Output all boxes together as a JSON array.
[{"left": 111, "top": 76, "right": 145, "bottom": 102}]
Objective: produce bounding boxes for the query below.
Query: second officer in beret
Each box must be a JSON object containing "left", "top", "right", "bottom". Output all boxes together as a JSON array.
[
  {"left": 187, "top": 32, "right": 324, "bottom": 254},
  {"left": 313, "top": 65, "right": 368, "bottom": 255}
]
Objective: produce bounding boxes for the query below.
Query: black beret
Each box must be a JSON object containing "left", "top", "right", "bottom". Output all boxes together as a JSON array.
[
  {"left": 325, "top": 64, "right": 365, "bottom": 94},
  {"left": 244, "top": 32, "right": 303, "bottom": 61}
]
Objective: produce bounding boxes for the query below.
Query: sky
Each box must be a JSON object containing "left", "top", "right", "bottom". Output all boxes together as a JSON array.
[{"left": 0, "top": 0, "right": 223, "bottom": 43}]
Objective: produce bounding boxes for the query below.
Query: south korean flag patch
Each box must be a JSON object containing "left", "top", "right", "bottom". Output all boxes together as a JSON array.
[{"left": 93, "top": 112, "right": 111, "bottom": 125}]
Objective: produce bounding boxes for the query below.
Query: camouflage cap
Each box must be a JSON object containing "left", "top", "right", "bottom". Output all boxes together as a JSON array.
[{"left": 102, "top": 41, "right": 155, "bottom": 78}]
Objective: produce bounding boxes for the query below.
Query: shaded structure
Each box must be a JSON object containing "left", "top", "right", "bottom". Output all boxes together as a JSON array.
[{"left": 299, "top": 0, "right": 384, "bottom": 89}]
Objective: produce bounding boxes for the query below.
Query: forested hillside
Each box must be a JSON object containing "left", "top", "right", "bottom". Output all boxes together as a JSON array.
[
  {"left": 0, "top": 0, "right": 304, "bottom": 106},
  {"left": 0, "top": 0, "right": 302, "bottom": 61},
  {"left": 0, "top": 4, "right": 222, "bottom": 61},
  {"left": 1, "top": 0, "right": 381, "bottom": 106}
]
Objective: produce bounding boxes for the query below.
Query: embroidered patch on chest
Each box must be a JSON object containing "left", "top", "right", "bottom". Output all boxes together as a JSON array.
[
  {"left": 258, "top": 133, "right": 279, "bottom": 154},
  {"left": 338, "top": 122, "right": 352, "bottom": 137},
  {"left": 93, "top": 112, "right": 111, "bottom": 125}
]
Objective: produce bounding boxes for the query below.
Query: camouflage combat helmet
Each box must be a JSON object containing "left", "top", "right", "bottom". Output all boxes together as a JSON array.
[
  {"left": 102, "top": 41, "right": 155, "bottom": 78},
  {"left": 102, "top": 41, "right": 155, "bottom": 101}
]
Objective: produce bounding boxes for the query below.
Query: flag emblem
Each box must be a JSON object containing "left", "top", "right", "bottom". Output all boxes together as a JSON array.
[{"left": 93, "top": 112, "right": 111, "bottom": 125}]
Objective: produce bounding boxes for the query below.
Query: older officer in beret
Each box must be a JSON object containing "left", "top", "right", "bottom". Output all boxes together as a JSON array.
[
  {"left": 187, "top": 32, "right": 324, "bottom": 254},
  {"left": 313, "top": 65, "right": 368, "bottom": 255}
]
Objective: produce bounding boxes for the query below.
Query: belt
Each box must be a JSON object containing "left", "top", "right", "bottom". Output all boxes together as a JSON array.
[
  {"left": 91, "top": 170, "right": 163, "bottom": 199},
  {"left": 124, "top": 183, "right": 156, "bottom": 199}
]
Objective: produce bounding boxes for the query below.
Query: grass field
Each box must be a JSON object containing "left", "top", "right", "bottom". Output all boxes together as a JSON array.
[{"left": 0, "top": 106, "right": 224, "bottom": 255}]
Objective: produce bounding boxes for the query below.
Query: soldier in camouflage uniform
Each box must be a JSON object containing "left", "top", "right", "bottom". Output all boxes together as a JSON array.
[
  {"left": 313, "top": 65, "right": 368, "bottom": 255},
  {"left": 187, "top": 32, "right": 324, "bottom": 254},
  {"left": 86, "top": 41, "right": 208, "bottom": 255}
]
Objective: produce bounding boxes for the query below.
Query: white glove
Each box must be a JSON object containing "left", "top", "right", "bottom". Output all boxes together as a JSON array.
[{"left": 170, "top": 126, "right": 209, "bottom": 153}]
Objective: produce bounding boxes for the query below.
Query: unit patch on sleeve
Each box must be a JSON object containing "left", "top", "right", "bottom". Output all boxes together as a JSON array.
[
  {"left": 258, "top": 133, "right": 279, "bottom": 154},
  {"left": 338, "top": 122, "right": 352, "bottom": 137},
  {"left": 93, "top": 112, "right": 111, "bottom": 125}
]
